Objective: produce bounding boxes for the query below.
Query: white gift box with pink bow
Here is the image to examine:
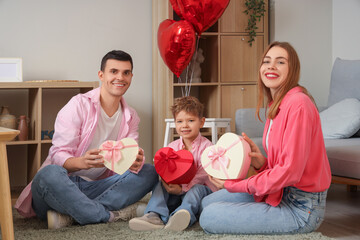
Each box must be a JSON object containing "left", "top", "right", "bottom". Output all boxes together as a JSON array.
[
  {"left": 201, "top": 132, "right": 251, "bottom": 180},
  {"left": 99, "top": 138, "right": 139, "bottom": 175}
]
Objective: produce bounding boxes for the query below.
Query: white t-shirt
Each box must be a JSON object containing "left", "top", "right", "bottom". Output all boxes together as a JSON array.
[
  {"left": 72, "top": 103, "right": 122, "bottom": 180},
  {"left": 265, "top": 119, "right": 273, "bottom": 151}
]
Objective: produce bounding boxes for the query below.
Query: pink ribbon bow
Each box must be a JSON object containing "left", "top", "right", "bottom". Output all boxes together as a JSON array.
[
  {"left": 207, "top": 146, "right": 230, "bottom": 179},
  {"left": 100, "top": 140, "right": 138, "bottom": 172},
  {"left": 204, "top": 137, "right": 242, "bottom": 179}
]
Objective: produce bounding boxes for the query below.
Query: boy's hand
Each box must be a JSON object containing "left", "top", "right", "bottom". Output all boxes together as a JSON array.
[
  {"left": 209, "top": 176, "right": 226, "bottom": 189},
  {"left": 161, "top": 179, "right": 182, "bottom": 195},
  {"left": 129, "top": 148, "right": 144, "bottom": 172}
]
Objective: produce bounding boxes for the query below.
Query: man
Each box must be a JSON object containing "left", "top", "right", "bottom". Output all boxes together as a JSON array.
[{"left": 15, "top": 50, "right": 158, "bottom": 229}]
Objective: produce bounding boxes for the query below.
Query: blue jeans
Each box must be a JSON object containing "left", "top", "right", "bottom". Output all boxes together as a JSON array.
[
  {"left": 145, "top": 181, "right": 212, "bottom": 226},
  {"left": 200, "top": 187, "right": 327, "bottom": 235},
  {"left": 31, "top": 164, "right": 158, "bottom": 225}
]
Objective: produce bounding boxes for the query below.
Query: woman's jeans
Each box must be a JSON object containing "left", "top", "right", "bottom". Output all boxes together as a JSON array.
[
  {"left": 145, "top": 181, "right": 212, "bottom": 226},
  {"left": 200, "top": 187, "right": 327, "bottom": 235},
  {"left": 31, "top": 164, "right": 158, "bottom": 225}
]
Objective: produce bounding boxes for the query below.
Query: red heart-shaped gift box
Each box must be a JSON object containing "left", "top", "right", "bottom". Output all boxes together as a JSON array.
[{"left": 154, "top": 147, "right": 196, "bottom": 184}]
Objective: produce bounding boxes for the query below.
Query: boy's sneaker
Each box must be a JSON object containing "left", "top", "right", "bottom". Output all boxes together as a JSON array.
[
  {"left": 164, "top": 209, "right": 190, "bottom": 231},
  {"left": 47, "top": 210, "right": 74, "bottom": 229},
  {"left": 129, "top": 212, "right": 165, "bottom": 231},
  {"left": 110, "top": 202, "right": 147, "bottom": 222}
]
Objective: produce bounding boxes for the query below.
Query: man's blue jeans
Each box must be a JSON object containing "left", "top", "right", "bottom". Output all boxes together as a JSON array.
[
  {"left": 200, "top": 187, "right": 327, "bottom": 235},
  {"left": 145, "top": 181, "right": 212, "bottom": 226},
  {"left": 31, "top": 164, "right": 158, "bottom": 225}
]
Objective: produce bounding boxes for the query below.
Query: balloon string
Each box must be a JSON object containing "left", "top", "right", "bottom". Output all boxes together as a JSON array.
[
  {"left": 178, "top": 35, "right": 200, "bottom": 97},
  {"left": 184, "top": 63, "right": 190, "bottom": 96},
  {"left": 178, "top": 76, "right": 185, "bottom": 97},
  {"left": 181, "top": 48, "right": 192, "bottom": 97},
  {"left": 186, "top": 35, "right": 200, "bottom": 96}
]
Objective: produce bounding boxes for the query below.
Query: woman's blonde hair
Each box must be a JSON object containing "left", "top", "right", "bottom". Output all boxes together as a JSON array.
[{"left": 256, "top": 41, "right": 314, "bottom": 121}]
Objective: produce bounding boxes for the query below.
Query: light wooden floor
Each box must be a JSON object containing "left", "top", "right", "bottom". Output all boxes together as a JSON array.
[{"left": 317, "top": 183, "right": 360, "bottom": 240}]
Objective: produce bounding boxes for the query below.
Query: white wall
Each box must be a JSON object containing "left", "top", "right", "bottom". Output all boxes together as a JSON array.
[
  {"left": 0, "top": 1, "right": 153, "bottom": 160},
  {"left": 270, "top": 0, "right": 333, "bottom": 106},
  {"left": 271, "top": 0, "right": 360, "bottom": 106},
  {"left": 333, "top": 0, "right": 360, "bottom": 61}
]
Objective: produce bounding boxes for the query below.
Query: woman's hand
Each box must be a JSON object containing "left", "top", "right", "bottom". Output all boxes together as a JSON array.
[
  {"left": 242, "top": 132, "right": 266, "bottom": 170},
  {"left": 63, "top": 149, "right": 104, "bottom": 172},
  {"left": 209, "top": 176, "right": 226, "bottom": 189},
  {"left": 129, "top": 148, "right": 144, "bottom": 172},
  {"left": 161, "top": 179, "right": 182, "bottom": 195}
]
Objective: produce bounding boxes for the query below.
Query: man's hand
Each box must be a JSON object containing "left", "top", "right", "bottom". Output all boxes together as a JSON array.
[
  {"left": 161, "top": 179, "right": 182, "bottom": 195},
  {"left": 129, "top": 148, "right": 144, "bottom": 172},
  {"left": 63, "top": 149, "right": 104, "bottom": 172},
  {"left": 209, "top": 176, "right": 226, "bottom": 189},
  {"left": 242, "top": 132, "right": 266, "bottom": 170}
]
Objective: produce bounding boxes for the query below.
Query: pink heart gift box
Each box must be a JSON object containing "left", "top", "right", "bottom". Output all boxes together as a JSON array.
[
  {"left": 99, "top": 138, "right": 139, "bottom": 175},
  {"left": 201, "top": 132, "right": 251, "bottom": 180},
  {"left": 154, "top": 147, "right": 196, "bottom": 184}
]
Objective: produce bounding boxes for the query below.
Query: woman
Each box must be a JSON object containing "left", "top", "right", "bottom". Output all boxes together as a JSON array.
[{"left": 199, "top": 42, "right": 331, "bottom": 235}]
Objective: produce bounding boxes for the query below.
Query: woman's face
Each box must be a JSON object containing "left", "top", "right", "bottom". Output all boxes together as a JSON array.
[{"left": 260, "top": 46, "right": 289, "bottom": 97}]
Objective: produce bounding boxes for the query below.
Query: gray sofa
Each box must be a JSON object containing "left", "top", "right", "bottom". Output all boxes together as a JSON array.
[{"left": 235, "top": 58, "right": 360, "bottom": 188}]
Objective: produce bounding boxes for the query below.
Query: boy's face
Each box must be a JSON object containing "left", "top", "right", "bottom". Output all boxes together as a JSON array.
[{"left": 175, "top": 110, "right": 205, "bottom": 143}]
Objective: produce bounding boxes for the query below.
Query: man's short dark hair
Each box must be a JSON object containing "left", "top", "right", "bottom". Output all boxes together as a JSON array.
[{"left": 100, "top": 50, "right": 133, "bottom": 71}]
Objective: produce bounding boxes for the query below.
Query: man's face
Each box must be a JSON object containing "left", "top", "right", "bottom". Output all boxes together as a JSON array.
[{"left": 98, "top": 59, "right": 133, "bottom": 98}]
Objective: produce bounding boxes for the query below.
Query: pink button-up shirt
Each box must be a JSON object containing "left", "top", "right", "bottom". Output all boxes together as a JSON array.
[
  {"left": 168, "top": 133, "right": 218, "bottom": 193},
  {"left": 224, "top": 87, "right": 331, "bottom": 206},
  {"left": 15, "top": 87, "right": 144, "bottom": 217}
]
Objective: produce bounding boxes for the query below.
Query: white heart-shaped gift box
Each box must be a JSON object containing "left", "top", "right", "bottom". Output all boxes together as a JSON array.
[
  {"left": 99, "top": 138, "right": 139, "bottom": 175},
  {"left": 201, "top": 132, "right": 251, "bottom": 180}
]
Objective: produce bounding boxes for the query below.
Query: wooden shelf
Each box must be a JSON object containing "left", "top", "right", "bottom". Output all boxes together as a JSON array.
[
  {"left": 220, "top": 82, "right": 258, "bottom": 85},
  {"left": 201, "top": 32, "right": 220, "bottom": 36},
  {"left": 0, "top": 81, "right": 99, "bottom": 200},
  {"left": 173, "top": 82, "right": 219, "bottom": 86},
  {"left": 5, "top": 140, "right": 38, "bottom": 145},
  {"left": 0, "top": 81, "right": 98, "bottom": 89}
]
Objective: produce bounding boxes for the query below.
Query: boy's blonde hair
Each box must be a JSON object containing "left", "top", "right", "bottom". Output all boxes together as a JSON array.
[{"left": 171, "top": 96, "right": 204, "bottom": 119}]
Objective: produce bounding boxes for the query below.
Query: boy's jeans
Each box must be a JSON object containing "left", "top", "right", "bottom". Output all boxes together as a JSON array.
[
  {"left": 200, "top": 187, "right": 327, "bottom": 235},
  {"left": 31, "top": 164, "right": 158, "bottom": 225},
  {"left": 145, "top": 181, "right": 212, "bottom": 226}
]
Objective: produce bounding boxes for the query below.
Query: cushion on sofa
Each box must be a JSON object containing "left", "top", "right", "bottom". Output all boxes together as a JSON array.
[
  {"left": 328, "top": 58, "right": 360, "bottom": 107},
  {"left": 235, "top": 108, "right": 266, "bottom": 138},
  {"left": 320, "top": 98, "right": 360, "bottom": 139},
  {"left": 235, "top": 108, "right": 267, "bottom": 156},
  {"left": 324, "top": 138, "right": 360, "bottom": 180}
]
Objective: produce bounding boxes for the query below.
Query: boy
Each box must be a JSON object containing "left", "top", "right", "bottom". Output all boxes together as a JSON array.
[{"left": 129, "top": 96, "right": 217, "bottom": 231}]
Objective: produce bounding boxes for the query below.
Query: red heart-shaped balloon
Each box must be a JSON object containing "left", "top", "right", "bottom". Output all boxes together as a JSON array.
[
  {"left": 170, "top": 0, "right": 183, "bottom": 19},
  {"left": 176, "top": 0, "right": 230, "bottom": 35},
  {"left": 157, "top": 19, "right": 196, "bottom": 77},
  {"left": 154, "top": 147, "right": 196, "bottom": 184}
]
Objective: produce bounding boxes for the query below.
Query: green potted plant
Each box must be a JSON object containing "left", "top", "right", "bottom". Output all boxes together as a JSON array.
[{"left": 244, "top": 0, "right": 266, "bottom": 46}]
